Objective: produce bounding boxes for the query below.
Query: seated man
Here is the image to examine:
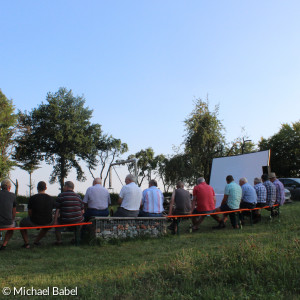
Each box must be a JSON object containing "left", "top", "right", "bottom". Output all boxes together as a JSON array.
[
  {"left": 0, "top": 179, "right": 17, "bottom": 250},
  {"left": 19, "top": 181, "right": 55, "bottom": 248},
  {"left": 83, "top": 178, "right": 111, "bottom": 220},
  {"left": 139, "top": 179, "right": 164, "bottom": 217},
  {"left": 54, "top": 181, "right": 84, "bottom": 245},
  {"left": 191, "top": 177, "right": 221, "bottom": 231},
  {"left": 269, "top": 172, "right": 285, "bottom": 206},
  {"left": 213, "top": 175, "right": 242, "bottom": 229},
  {"left": 253, "top": 177, "right": 267, "bottom": 223},
  {"left": 168, "top": 181, "right": 191, "bottom": 233},
  {"left": 114, "top": 174, "right": 142, "bottom": 217},
  {"left": 239, "top": 177, "right": 257, "bottom": 223}
]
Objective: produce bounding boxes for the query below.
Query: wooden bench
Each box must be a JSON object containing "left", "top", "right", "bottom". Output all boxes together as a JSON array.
[
  {"left": 167, "top": 204, "right": 280, "bottom": 235},
  {"left": 0, "top": 222, "right": 92, "bottom": 246}
]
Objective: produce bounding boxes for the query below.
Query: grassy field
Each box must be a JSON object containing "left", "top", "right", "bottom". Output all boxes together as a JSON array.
[{"left": 0, "top": 203, "right": 300, "bottom": 300}]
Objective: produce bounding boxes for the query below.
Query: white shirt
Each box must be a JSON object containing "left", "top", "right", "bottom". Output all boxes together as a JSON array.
[
  {"left": 119, "top": 182, "right": 142, "bottom": 211},
  {"left": 83, "top": 184, "right": 111, "bottom": 210}
]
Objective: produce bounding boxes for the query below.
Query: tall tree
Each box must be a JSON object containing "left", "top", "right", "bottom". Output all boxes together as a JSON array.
[
  {"left": 16, "top": 88, "right": 103, "bottom": 191},
  {"left": 184, "top": 98, "right": 225, "bottom": 184},
  {"left": 259, "top": 121, "right": 300, "bottom": 177},
  {"left": 127, "top": 147, "right": 156, "bottom": 187},
  {"left": 0, "top": 89, "right": 18, "bottom": 181},
  {"left": 87, "top": 135, "right": 128, "bottom": 187}
]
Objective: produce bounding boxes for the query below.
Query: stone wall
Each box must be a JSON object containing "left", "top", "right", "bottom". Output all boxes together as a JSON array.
[{"left": 93, "top": 217, "right": 167, "bottom": 240}]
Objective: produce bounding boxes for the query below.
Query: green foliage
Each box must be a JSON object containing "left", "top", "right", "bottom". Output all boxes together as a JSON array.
[
  {"left": 0, "top": 89, "right": 18, "bottom": 180},
  {"left": 183, "top": 98, "right": 225, "bottom": 184},
  {"left": 87, "top": 135, "right": 128, "bottom": 187},
  {"left": 15, "top": 88, "right": 103, "bottom": 191},
  {"left": 259, "top": 121, "right": 300, "bottom": 177},
  {"left": 127, "top": 147, "right": 156, "bottom": 186}
]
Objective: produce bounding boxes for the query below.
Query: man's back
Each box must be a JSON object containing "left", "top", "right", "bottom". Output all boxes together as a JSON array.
[
  {"left": 241, "top": 183, "right": 257, "bottom": 204},
  {"left": 193, "top": 182, "right": 215, "bottom": 211},
  {"left": 0, "top": 190, "right": 16, "bottom": 226},
  {"left": 119, "top": 182, "right": 142, "bottom": 211},
  {"left": 263, "top": 180, "right": 276, "bottom": 206},
  {"left": 83, "top": 184, "right": 111, "bottom": 210},
  {"left": 174, "top": 188, "right": 191, "bottom": 213},
  {"left": 56, "top": 191, "right": 84, "bottom": 224},
  {"left": 225, "top": 182, "right": 242, "bottom": 209},
  {"left": 142, "top": 186, "right": 164, "bottom": 213},
  {"left": 29, "top": 193, "right": 55, "bottom": 225}
]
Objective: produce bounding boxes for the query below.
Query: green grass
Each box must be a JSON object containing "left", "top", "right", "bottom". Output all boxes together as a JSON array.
[{"left": 1, "top": 203, "right": 300, "bottom": 299}]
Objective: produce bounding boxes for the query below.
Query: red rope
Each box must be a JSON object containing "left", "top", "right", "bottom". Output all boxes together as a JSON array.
[
  {"left": 0, "top": 222, "right": 92, "bottom": 231},
  {"left": 167, "top": 204, "right": 279, "bottom": 218}
]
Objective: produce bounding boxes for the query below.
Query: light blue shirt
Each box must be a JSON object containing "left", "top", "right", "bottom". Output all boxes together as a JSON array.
[
  {"left": 241, "top": 182, "right": 257, "bottom": 204},
  {"left": 224, "top": 181, "right": 242, "bottom": 209},
  {"left": 83, "top": 184, "right": 111, "bottom": 210},
  {"left": 142, "top": 186, "right": 164, "bottom": 213}
]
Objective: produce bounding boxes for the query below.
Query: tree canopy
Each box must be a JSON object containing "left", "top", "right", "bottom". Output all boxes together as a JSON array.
[
  {"left": 0, "top": 89, "right": 18, "bottom": 181},
  {"left": 184, "top": 98, "right": 225, "bottom": 184},
  {"left": 15, "top": 87, "right": 103, "bottom": 191},
  {"left": 259, "top": 121, "right": 300, "bottom": 177}
]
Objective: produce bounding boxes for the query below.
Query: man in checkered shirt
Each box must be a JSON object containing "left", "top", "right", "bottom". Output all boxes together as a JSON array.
[
  {"left": 261, "top": 174, "right": 276, "bottom": 207},
  {"left": 253, "top": 177, "right": 267, "bottom": 223}
]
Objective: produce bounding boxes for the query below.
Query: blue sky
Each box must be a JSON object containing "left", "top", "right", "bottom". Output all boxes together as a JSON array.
[{"left": 1, "top": 1, "right": 300, "bottom": 195}]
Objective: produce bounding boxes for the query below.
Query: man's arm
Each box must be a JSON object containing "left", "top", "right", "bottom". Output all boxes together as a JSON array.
[
  {"left": 191, "top": 195, "right": 197, "bottom": 214},
  {"left": 12, "top": 207, "right": 16, "bottom": 220},
  {"left": 213, "top": 196, "right": 216, "bottom": 207},
  {"left": 118, "top": 197, "right": 123, "bottom": 205},
  {"left": 221, "top": 195, "right": 228, "bottom": 205},
  {"left": 54, "top": 209, "right": 60, "bottom": 225},
  {"left": 28, "top": 209, "right": 32, "bottom": 218},
  {"left": 168, "top": 190, "right": 175, "bottom": 215}
]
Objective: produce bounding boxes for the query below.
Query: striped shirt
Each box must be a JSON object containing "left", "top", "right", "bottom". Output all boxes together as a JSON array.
[
  {"left": 254, "top": 183, "right": 267, "bottom": 204},
  {"left": 56, "top": 191, "right": 84, "bottom": 224},
  {"left": 263, "top": 180, "right": 276, "bottom": 207},
  {"left": 142, "top": 186, "right": 164, "bottom": 214}
]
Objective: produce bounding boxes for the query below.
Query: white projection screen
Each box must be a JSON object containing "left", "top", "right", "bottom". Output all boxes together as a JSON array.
[{"left": 209, "top": 150, "right": 270, "bottom": 207}]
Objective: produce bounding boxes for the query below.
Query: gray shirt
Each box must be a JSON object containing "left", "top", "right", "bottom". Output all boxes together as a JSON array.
[
  {"left": 0, "top": 190, "right": 17, "bottom": 226},
  {"left": 83, "top": 184, "right": 111, "bottom": 210}
]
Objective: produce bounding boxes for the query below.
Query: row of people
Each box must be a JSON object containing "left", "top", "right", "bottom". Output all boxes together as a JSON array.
[{"left": 0, "top": 172, "right": 285, "bottom": 248}]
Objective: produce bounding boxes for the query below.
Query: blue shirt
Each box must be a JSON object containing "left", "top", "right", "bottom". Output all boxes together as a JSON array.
[
  {"left": 83, "top": 184, "right": 111, "bottom": 210},
  {"left": 273, "top": 179, "right": 285, "bottom": 206},
  {"left": 241, "top": 182, "right": 257, "bottom": 204},
  {"left": 142, "top": 186, "right": 164, "bottom": 213},
  {"left": 224, "top": 181, "right": 242, "bottom": 209}
]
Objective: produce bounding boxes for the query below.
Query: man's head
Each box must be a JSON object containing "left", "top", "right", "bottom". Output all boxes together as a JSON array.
[
  {"left": 1, "top": 179, "right": 11, "bottom": 191},
  {"left": 239, "top": 177, "right": 247, "bottom": 186},
  {"left": 93, "top": 178, "right": 102, "bottom": 186},
  {"left": 261, "top": 174, "right": 269, "bottom": 182},
  {"left": 254, "top": 177, "right": 262, "bottom": 185},
  {"left": 226, "top": 175, "right": 234, "bottom": 184},
  {"left": 197, "top": 177, "right": 205, "bottom": 185},
  {"left": 125, "top": 174, "right": 135, "bottom": 185},
  {"left": 64, "top": 181, "right": 74, "bottom": 191},
  {"left": 269, "top": 172, "right": 277, "bottom": 183},
  {"left": 37, "top": 181, "right": 47, "bottom": 192},
  {"left": 149, "top": 179, "right": 157, "bottom": 187},
  {"left": 176, "top": 181, "right": 184, "bottom": 189}
]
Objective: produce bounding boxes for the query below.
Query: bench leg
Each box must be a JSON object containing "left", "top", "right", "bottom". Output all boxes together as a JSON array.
[{"left": 74, "top": 226, "right": 80, "bottom": 246}]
